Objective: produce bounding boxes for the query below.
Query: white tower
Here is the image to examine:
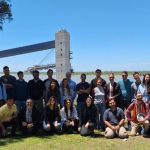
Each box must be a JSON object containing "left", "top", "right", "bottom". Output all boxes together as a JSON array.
[{"left": 55, "top": 30, "right": 72, "bottom": 81}]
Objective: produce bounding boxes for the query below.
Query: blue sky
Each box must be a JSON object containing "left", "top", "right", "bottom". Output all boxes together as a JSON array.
[{"left": 0, "top": 0, "right": 150, "bottom": 72}]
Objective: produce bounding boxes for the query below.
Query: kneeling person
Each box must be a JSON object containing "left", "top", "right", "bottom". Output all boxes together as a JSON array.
[
  {"left": 103, "top": 98, "right": 128, "bottom": 139},
  {"left": 43, "top": 96, "right": 61, "bottom": 134},
  {"left": 79, "top": 96, "right": 97, "bottom": 136},
  {"left": 0, "top": 98, "right": 17, "bottom": 136},
  {"left": 61, "top": 98, "right": 79, "bottom": 134},
  {"left": 126, "top": 92, "right": 150, "bottom": 136},
  {"left": 19, "top": 98, "right": 39, "bottom": 135}
]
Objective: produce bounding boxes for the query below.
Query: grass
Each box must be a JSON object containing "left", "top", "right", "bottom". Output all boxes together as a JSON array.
[{"left": 0, "top": 131, "right": 150, "bottom": 150}]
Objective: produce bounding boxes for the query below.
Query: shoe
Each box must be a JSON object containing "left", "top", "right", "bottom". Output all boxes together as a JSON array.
[{"left": 143, "top": 133, "right": 149, "bottom": 138}]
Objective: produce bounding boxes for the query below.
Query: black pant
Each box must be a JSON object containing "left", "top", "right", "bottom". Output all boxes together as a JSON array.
[
  {"left": 21, "top": 124, "right": 38, "bottom": 136},
  {"left": 0, "top": 118, "right": 17, "bottom": 135},
  {"left": 62, "top": 119, "right": 79, "bottom": 134}
]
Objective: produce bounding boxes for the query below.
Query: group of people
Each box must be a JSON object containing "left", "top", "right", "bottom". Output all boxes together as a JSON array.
[{"left": 0, "top": 66, "right": 150, "bottom": 139}]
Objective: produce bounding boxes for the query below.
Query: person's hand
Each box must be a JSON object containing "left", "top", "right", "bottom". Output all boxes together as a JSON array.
[
  {"left": 70, "top": 121, "right": 74, "bottom": 126},
  {"left": 111, "top": 126, "right": 116, "bottom": 131},
  {"left": 22, "top": 122, "right": 27, "bottom": 127},
  {"left": 27, "top": 123, "right": 33, "bottom": 129},
  {"left": 54, "top": 121, "right": 58, "bottom": 127},
  {"left": 138, "top": 119, "right": 145, "bottom": 125},
  {"left": 2, "top": 129, "right": 7, "bottom": 136},
  {"left": 47, "top": 123, "right": 51, "bottom": 129},
  {"left": 78, "top": 127, "right": 81, "bottom": 132},
  {"left": 115, "top": 125, "right": 120, "bottom": 131},
  {"left": 85, "top": 122, "right": 89, "bottom": 128},
  {"left": 4, "top": 117, "right": 12, "bottom": 122}
]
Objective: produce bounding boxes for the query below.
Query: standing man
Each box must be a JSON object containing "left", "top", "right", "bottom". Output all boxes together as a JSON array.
[
  {"left": 131, "top": 72, "right": 141, "bottom": 100},
  {"left": 14, "top": 71, "right": 28, "bottom": 112},
  {"left": 44, "top": 69, "right": 59, "bottom": 91},
  {"left": 0, "top": 66, "right": 16, "bottom": 99},
  {"left": 118, "top": 71, "right": 133, "bottom": 110},
  {"left": 65, "top": 72, "right": 77, "bottom": 103},
  {"left": 28, "top": 70, "right": 45, "bottom": 120},
  {"left": 105, "top": 73, "right": 122, "bottom": 108},
  {"left": 76, "top": 74, "right": 90, "bottom": 120},
  {"left": 44, "top": 69, "right": 59, "bottom": 103},
  {"left": 90, "top": 69, "right": 106, "bottom": 96}
]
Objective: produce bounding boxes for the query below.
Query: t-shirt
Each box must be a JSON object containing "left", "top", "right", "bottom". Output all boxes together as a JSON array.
[
  {"left": 28, "top": 79, "right": 45, "bottom": 100},
  {"left": 103, "top": 107, "right": 125, "bottom": 126},
  {"left": 0, "top": 104, "right": 17, "bottom": 122},
  {"left": 76, "top": 82, "right": 90, "bottom": 102}
]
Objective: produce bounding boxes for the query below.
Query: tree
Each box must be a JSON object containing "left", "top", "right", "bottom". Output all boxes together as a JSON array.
[{"left": 0, "top": 0, "right": 12, "bottom": 30}]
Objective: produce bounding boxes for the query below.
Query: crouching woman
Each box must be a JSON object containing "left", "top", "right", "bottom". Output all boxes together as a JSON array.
[
  {"left": 79, "top": 96, "right": 97, "bottom": 136},
  {"left": 61, "top": 98, "right": 79, "bottom": 134},
  {"left": 43, "top": 96, "right": 61, "bottom": 134}
]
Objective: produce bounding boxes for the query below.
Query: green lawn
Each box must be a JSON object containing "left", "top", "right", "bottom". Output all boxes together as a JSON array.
[{"left": 0, "top": 132, "right": 150, "bottom": 150}]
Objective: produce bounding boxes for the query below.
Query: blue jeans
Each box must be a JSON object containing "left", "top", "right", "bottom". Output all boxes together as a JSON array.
[
  {"left": 95, "top": 103, "right": 106, "bottom": 130},
  {"left": 77, "top": 102, "right": 84, "bottom": 120},
  {"left": 16, "top": 100, "right": 26, "bottom": 112}
]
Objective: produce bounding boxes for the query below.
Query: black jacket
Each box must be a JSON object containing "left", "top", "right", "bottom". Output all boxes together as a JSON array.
[
  {"left": 43, "top": 106, "right": 61, "bottom": 124},
  {"left": 18, "top": 106, "right": 40, "bottom": 127},
  {"left": 79, "top": 104, "right": 97, "bottom": 127}
]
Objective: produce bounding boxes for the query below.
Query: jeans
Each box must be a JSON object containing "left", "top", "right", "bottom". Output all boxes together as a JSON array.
[
  {"left": 95, "top": 103, "right": 106, "bottom": 130},
  {"left": 77, "top": 102, "right": 84, "bottom": 120},
  {"left": 16, "top": 100, "right": 26, "bottom": 112}
]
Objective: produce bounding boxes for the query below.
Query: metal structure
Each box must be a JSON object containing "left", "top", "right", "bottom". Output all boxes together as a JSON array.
[{"left": 0, "top": 30, "right": 72, "bottom": 81}]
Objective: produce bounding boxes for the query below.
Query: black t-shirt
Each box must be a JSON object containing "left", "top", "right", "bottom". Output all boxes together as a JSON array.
[
  {"left": 28, "top": 79, "right": 45, "bottom": 100},
  {"left": 76, "top": 82, "right": 90, "bottom": 102}
]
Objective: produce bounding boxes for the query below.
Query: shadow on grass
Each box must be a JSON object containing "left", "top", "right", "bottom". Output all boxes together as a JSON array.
[
  {"left": 0, "top": 131, "right": 53, "bottom": 147},
  {"left": 0, "top": 135, "right": 25, "bottom": 147}
]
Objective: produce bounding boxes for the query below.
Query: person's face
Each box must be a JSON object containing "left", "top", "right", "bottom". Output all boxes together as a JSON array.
[
  {"left": 18, "top": 73, "right": 24, "bottom": 80},
  {"left": 81, "top": 75, "right": 86, "bottom": 82},
  {"left": 51, "top": 81, "right": 56, "bottom": 89},
  {"left": 50, "top": 98, "right": 55, "bottom": 105},
  {"left": 3, "top": 68, "right": 10, "bottom": 76},
  {"left": 122, "top": 73, "right": 128, "bottom": 80},
  {"left": 96, "top": 71, "right": 101, "bottom": 78},
  {"left": 97, "top": 79, "right": 102, "bottom": 86},
  {"left": 133, "top": 74, "right": 140, "bottom": 81},
  {"left": 66, "top": 100, "right": 71, "bottom": 109},
  {"left": 66, "top": 72, "right": 71, "bottom": 79},
  {"left": 136, "top": 93, "right": 143, "bottom": 102},
  {"left": 63, "top": 79, "right": 68, "bottom": 86},
  {"left": 26, "top": 100, "right": 33, "bottom": 109},
  {"left": 47, "top": 71, "right": 53, "bottom": 78},
  {"left": 86, "top": 97, "right": 92, "bottom": 107},
  {"left": 145, "top": 75, "right": 150, "bottom": 84},
  {"left": 7, "top": 99, "right": 14, "bottom": 107},
  {"left": 33, "top": 72, "right": 39, "bottom": 80},
  {"left": 109, "top": 74, "right": 115, "bottom": 82},
  {"left": 108, "top": 99, "right": 116, "bottom": 108}
]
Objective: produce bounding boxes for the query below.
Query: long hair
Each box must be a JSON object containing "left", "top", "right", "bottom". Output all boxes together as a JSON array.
[
  {"left": 64, "top": 98, "right": 73, "bottom": 118},
  {"left": 46, "top": 96, "right": 57, "bottom": 110},
  {"left": 61, "top": 78, "right": 71, "bottom": 96},
  {"left": 142, "top": 74, "right": 150, "bottom": 94},
  {"left": 48, "top": 80, "right": 58, "bottom": 95},
  {"left": 85, "top": 96, "right": 94, "bottom": 108}
]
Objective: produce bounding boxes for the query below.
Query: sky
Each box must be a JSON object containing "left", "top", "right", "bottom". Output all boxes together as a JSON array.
[{"left": 0, "top": 0, "right": 150, "bottom": 72}]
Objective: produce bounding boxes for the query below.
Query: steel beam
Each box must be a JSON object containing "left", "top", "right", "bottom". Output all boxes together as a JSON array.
[{"left": 0, "top": 40, "right": 55, "bottom": 58}]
